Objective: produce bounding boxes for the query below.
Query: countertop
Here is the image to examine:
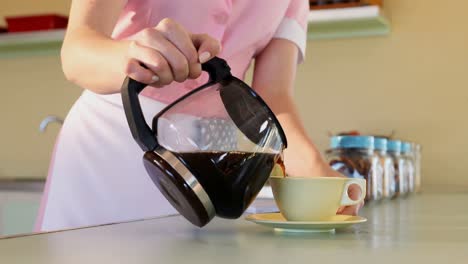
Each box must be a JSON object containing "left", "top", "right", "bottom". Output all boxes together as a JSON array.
[{"left": 1, "top": 191, "right": 468, "bottom": 263}]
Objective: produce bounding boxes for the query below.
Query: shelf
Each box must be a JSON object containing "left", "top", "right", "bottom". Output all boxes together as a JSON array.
[
  {"left": 0, "top": 6, "right": 391, "bottom": 57},
  {"left": 0, "top": 29, "right": 65, "bottom": 58},
  {"left": 307, "top": 5, "right": 390, "bottom": 40}
]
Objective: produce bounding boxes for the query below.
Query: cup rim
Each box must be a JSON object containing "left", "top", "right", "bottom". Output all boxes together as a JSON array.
[{"left": 270, "top": 176, "right": 364, "bottom": 181}]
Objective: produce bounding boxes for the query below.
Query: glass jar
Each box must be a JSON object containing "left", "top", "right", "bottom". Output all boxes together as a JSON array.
[
  {"left": 374, "top": 137, "right": 396, "bottom": 199},
  {"left": 326, "top": 136, "right": 383, "bottom": 202},
  {"left": 401, "top": 142, "right": 416, "bottom": 194},
  {"left": 412, "top": 143, "right": 422, "bottom": 193},
  {"left": 387, "top": 140, "right": 407, "bottom": 198}
]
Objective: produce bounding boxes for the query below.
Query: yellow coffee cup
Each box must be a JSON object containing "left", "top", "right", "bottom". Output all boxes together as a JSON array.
[{"left": 269, "top": 176, "right": 366, "bottom": 221}]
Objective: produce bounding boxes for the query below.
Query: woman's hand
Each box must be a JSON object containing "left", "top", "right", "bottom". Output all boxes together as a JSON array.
[
  {"left": 124, "top": 18, "right": 222, "bottom": 87},
  {"left": 62, "top": 0, "right": 222, "bottom": 93},
  {"left": 291, "top": 156, "right": 364, "bottom": 216},
  {"left": 283, "top": 146, "right": 364, "bottom": 216},
  {"left": 336, "top": 182, "right": 365, "bottom": 216}
]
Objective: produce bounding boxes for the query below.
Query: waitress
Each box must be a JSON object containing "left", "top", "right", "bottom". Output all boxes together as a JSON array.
[{"left": 36, "top": 0, "right": 362, "bottom": 232}]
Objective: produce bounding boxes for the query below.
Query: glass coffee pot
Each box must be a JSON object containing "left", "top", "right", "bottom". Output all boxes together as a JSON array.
[{"left": 121, "top": 57, "right": 287, "bottom": 227}]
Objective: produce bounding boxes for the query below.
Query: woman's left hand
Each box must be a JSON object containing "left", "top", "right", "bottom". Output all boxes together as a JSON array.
[
  {"left": 315, "top": 163, "right": 364, "bottom": 216},
  {"left": 284, "top": 151, "right": 364, "bottom": 216},
  {"left": 251, "top": 38, "right": 364, "bottom": 215}
]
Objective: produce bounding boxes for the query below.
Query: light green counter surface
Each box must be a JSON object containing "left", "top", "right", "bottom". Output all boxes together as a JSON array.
[{"left": 1, "top": 192, "right": 468, "bottom": 263}]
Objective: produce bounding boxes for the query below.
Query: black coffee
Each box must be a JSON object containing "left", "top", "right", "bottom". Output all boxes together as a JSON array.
[{"left": 176, "top": 151, "right": 281, "bottom": 219}]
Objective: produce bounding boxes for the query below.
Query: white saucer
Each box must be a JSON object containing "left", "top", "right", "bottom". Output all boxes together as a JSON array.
[{"left": 245, "top": 213, "right": 367, "bottom": 233}]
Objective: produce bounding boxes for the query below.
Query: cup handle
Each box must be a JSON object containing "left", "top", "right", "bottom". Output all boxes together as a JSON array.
[{"left": 340, "top": 179, "right": 366, "bottom": 206}]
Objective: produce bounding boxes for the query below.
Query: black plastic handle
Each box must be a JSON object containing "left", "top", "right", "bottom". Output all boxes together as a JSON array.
[
  {"left": 121, "top": 57, "right": 231, "bottom": 152},
  {"left": 121, "top": 77, "right": 156, "bottom": 151},
  {"left": 201, "top": 57, "right": 231, "bottom": 82}
]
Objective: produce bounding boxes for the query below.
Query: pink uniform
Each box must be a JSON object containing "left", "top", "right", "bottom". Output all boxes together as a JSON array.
[{"left": 36, "top": 0, "right": 309, "bottom": 232}]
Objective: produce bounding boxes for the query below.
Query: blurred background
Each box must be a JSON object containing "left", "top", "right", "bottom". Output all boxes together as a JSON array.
[{"left": 1, "top": 0, "right": 467, "bottom": 236}]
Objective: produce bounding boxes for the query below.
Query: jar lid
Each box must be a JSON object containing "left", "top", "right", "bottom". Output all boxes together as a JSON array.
[
  {"left": 330, "top": 136, "right": 374, "bottom": 149},
  {"left": 401, "top": 142, "right": 412, "bottom": 153},
  {"left": 387, "top": 140, "right": 402, "bottom": 152},
  {"left": 374, "top": 137, "right": 388, "bottom": 151}
]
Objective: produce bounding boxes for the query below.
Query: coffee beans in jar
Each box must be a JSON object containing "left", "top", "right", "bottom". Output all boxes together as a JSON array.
[
  {"left": 401, "top": 142, "right": 416, "bottom": 194},
  {"left": 374, "top": 137, "right": 396, "bottom": 199},
  {"left": 411, "top": 143, "right": 422, "bottom": 193},
  {"left": 326, "top": 136, "right": 383, "bottom": 202},
  {"left": 387, "top": 140, "right": 407, "bottom": 198}
]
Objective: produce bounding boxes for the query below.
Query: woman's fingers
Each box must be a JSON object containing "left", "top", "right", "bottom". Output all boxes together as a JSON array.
[
  {"left": 125, "top": 18, "right": 222, "bottom": 87},
  {"left": 126, "top": 41, "right": 173, "bottom": 86},
  {"left": 191, "top": 33, "right": 222, "bottom": 63},
  {"left": 156, "top": 18, "right": 202, "bottom": 80},
  {"left": 337, "top": 204, "right": 360, "bottom": 216},
  {"left": 136, "top": 28, "right": 189, "bottom": 83},
  {"left": 123, "top": 58, "right": 156, "bottom": 84},
  {"left": 336, "top": 183, "right": 365, "bottom": 216}
]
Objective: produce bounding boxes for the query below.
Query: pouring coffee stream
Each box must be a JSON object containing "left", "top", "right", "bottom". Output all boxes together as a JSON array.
[{"left": 121, "top": 57, "right": 288, "bottom": 227}]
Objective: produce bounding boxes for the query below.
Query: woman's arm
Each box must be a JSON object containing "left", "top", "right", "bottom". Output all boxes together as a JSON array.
[
  {"left": 61, "top": 0, "right": 129, "bottom": 93},
  {"left": 62, "top": 0, "right": 221, "bottom": 94},
  {"left": 252, "top": 39, "right": 326, "bottom": 177},
  {"left": 252, "top": 39, "right": 363, "bottom": 215}
]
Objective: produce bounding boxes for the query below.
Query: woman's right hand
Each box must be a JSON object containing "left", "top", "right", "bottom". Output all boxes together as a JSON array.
[{"left": 124, "top": 18, "right": 222, "bottom": 87}]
